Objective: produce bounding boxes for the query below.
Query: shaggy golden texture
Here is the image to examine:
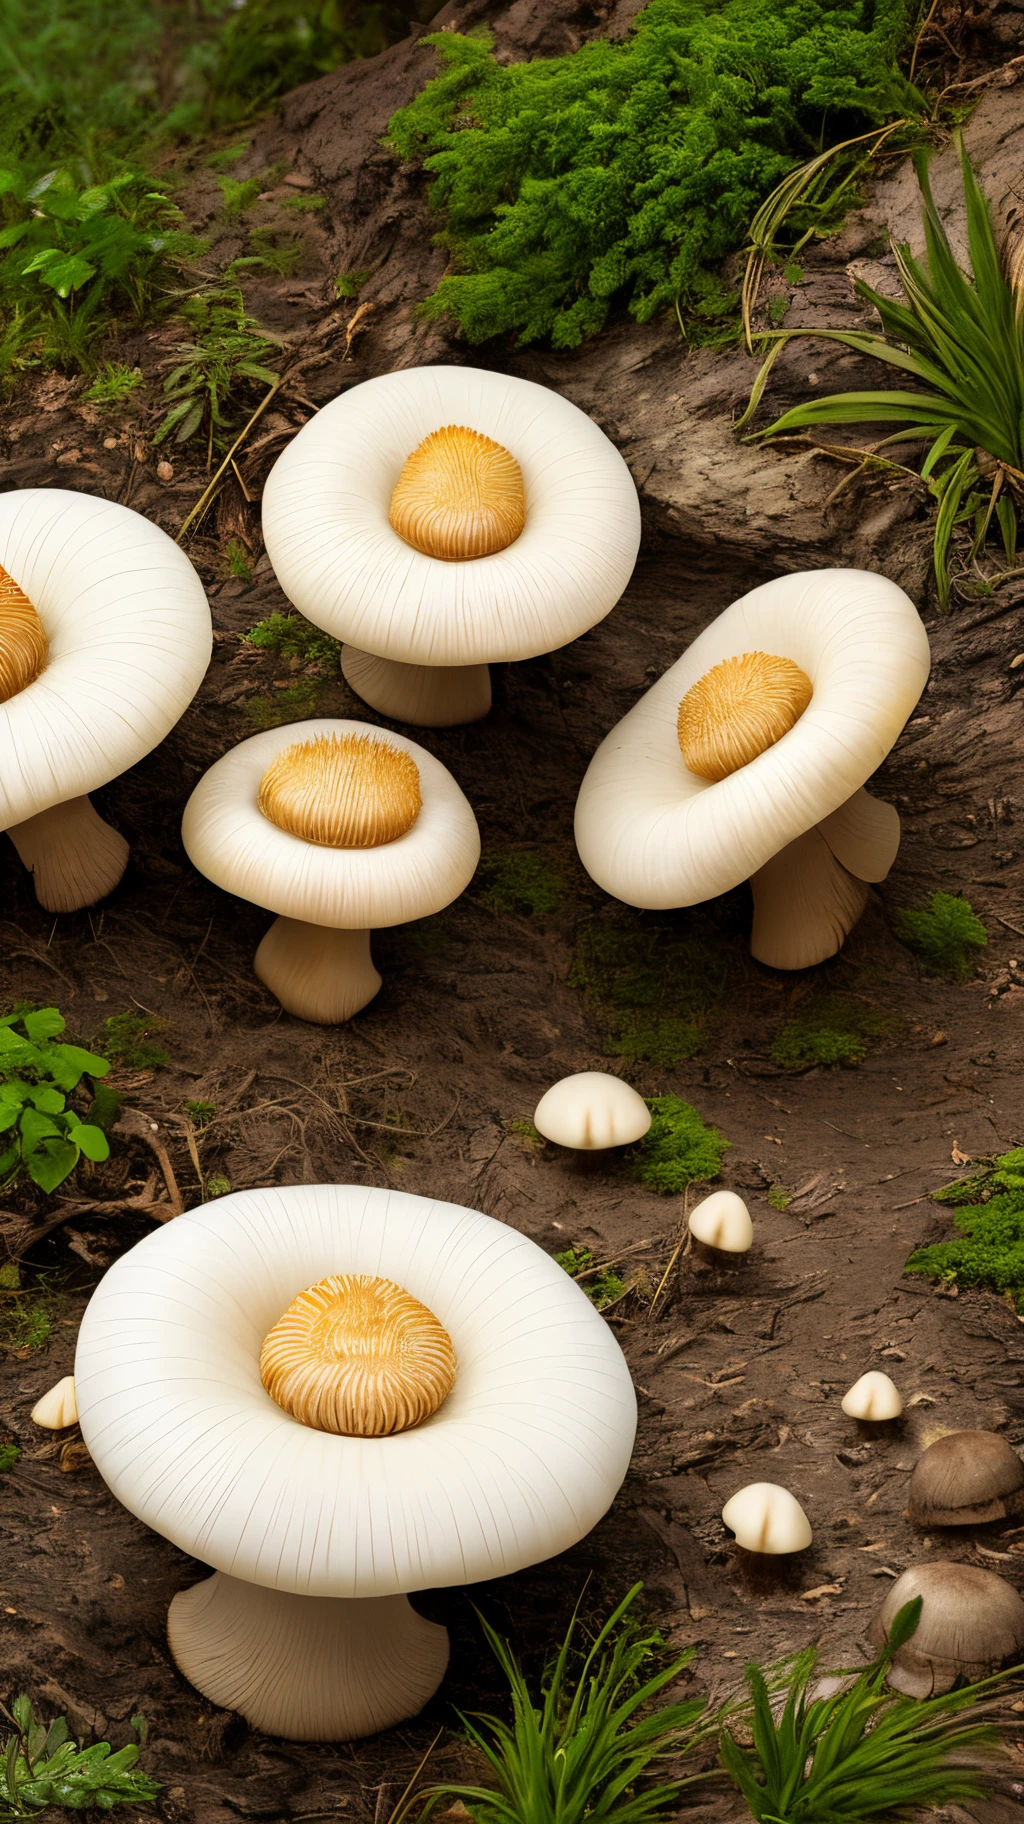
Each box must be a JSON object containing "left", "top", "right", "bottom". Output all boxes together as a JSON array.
[
  {"left": 0, "top": 563, "right": 48, "bottom": 703},
  {"left": 257, "top": 733, "right": 422, "bottom": 849},
  {"left": 676, "top": 650, "right": 812, "bottom": 782},
  {"left": 260, "top": 1273, "right": 457, "bottom": 1437},
  {"left": 389, "top": 424, "right": 526, "bottom": 560}
]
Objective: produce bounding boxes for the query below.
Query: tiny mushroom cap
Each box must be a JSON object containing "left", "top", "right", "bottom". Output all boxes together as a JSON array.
[
  {"left": 841, "top": 1370, "right": 903, "bottom": 1422},
  {"left": 261, "top": 366, "right": 641, "bottom": 726},
  {"left": 574, "top": 570, "right": 930, "bottom": 969},
  {"left": 870, "top": 1561, "right": 1024, "bottom": 1696},
  {"left": 722, "top": 1482, "right": 812, "bottom": 1555},
  {"left": 74, "top": 1183, "right": 637, "bottom": 1741},
  {"left": 182, "top": 718, "right": 480, "bottom": 1024},
  {"left": 31, "top": 1375, "right": 78, "bottom": 1430},
  {"left": 908, "top": 1428, "right": 1024, "bottom": 1527},
  {"left": 688, "top": 1190, "right": 753, "bottom": 1254},
  {"left": 0, "top": 489, "right": 211, "bottom": 911},
  {"left": 533, "top": 1072, "right": 651, "bottom": 1151}
]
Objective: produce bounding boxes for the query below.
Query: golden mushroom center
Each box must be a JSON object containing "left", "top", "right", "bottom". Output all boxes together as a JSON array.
[
  {"left": 389, "top": 424, "right": 526, "bottom": 561},
  {"left": 0, "top": 563, "right": 48, "bottom": 705},
  {"left": 676, "top": 650, "right": 813, "bottom": 783},
  {"left": 257, "top": 732, "right": 422, "bottom": 849},
  {"left": 260, "top": 1273, "right": 458, "bottom": 1437}
]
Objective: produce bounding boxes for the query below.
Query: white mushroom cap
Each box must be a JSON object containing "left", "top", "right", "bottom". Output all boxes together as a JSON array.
[
  {"left": 841, "top": 1370, "right": 902, "bottom": 1421},
  {"left": 574, "top": 569, "right": 929, "bottom": 909},
  {"left": 688, "top": 1190, "right": 752, "bottom": 1254},
  {"left": 31, "top": 1374, "right": 78, "bottom": 1429},
  {"left": 0, "top": 489, "right": 211, "bottom": 830},
  {"left": 870, "top": 1561, "right": 1024, "bottom": 1696},
  {"left": 722, "top": 1482, "right": 812, "bottom": 1554},
  {"left": 261, "top": 366, "right": 641, "bottom": 668},
  {"left": 74, "top": 1184, "right": 638, "bottom": 1598},
  {"left": 533, "top": 1072, "right": 651, "bottom": 1150},
  {"left": 181, "top": 718, "right": 480, "bottom": 928}
]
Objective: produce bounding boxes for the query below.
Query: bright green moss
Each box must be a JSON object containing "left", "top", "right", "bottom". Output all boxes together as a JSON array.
[
  {"left": 0, "top": 1441, "right": 20, "bottom": 1473},
  {"left": 906, "top": 1148, "right": 1024, "bottom": 1307},
  {"left": 480, "top": 852, "right": 565, "bottom": 918},
  {"left": 569, "top": 913, "right": 729, "bottom": 1067},
  {"left": 629, "top": 1096, "right": 729, "bottom": 1194},
  {"left": 243, "top": 612, "right": 340, "bottom": 669},
  {"left": 387, "top": 0, "right": 918, "bottom": 347},
  {"left": 93, "top": 1012, "right": 170, "bottom": 1071},
  {"left": 767, "top": 1184, "right": 792, "bottom": 1210},
  {"left": 771, "top": 994, "right": 899, "bottom": 1070},
  {"left": 894, "top": 892, "right": 988, "bottom": 979},
  {"left": 555, "top": 1245, "right": 626, "bottom": 1309}
]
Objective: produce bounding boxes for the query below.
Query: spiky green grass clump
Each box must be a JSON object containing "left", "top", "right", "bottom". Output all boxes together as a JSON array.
[
  {"left": 894, "top": 892, "right": 987, "bottom": 978},
  {"left": 630, "top": 1097, "right": 729, "bottom": 1194},
  {"left": 906, "top": 1146, "right": 1024, "bottom": 1308}
]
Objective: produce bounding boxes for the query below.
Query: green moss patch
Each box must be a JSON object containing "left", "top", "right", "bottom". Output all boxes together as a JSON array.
[
  {"left": 243, "top": 612, "right": 340, "bottom": 669},
  {"left": 906, "top": 1147, "right": 1024, "bottom": 1308},
  {"left": 93, "top": 1012, "right": 170, "bottom": 1072},
  {"left": 555, "top": 1245, "right": 626, "bottom": 1310},
  {"left": 629, "top": 1096, "right": 729, "bottom": 1194},
  {"left": 569, "top": 913, "right": 731, "bottom": 1067},
  {"left": 480, "top": 852, "right": 566, "bottom": 918},
  {"left": 770, "top": 994, "right": 900, "bottom": 1070},
  {"left": 894, "top": 892, "right": 988, "bottom": 979}
]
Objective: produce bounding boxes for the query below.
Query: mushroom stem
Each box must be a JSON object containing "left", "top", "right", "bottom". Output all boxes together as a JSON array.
[
  {"left": 341, "top": 646, "right": 491, "bottom": 728},
  {"left": 254, "top": 917, "right": 382, "bottom": 1024},
  {"left": 168, "top": 1572, "right": 449, "bottom": 1741},
  {"left": 5, "top": 796, "right": 129, "bottom": 912},
  {"left": 749, "top": 825, "right": 869, "bottom": 970}
]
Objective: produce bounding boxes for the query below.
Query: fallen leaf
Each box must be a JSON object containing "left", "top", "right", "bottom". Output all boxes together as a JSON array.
[
  {"left": 801, "top": 1583, "right": 842, "bottom": 1601},
  {"left": 951, "top": 1140, "right": 971, "bottom": 1164}
]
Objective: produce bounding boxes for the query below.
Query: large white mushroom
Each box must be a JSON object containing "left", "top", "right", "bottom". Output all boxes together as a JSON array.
[
  {"left": 73, "top": 1183, "right": 638, "bottom": 1741},
  {"left": 182, "top": 718, "right": 480, "bottom": 1023},
  {"left": 261, "top": 366, "right": 641, "bottom": 727},
  {"left": 574, "top": 570, "right": 930, "bottom": 969},
  {"left": 0, "top": 489, "right": 211, "bottom": 911}
]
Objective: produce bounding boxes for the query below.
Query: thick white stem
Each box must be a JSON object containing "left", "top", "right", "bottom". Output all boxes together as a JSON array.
[
  {"left": 817, "top": 786, "right": 900, "bottom": 883},
  {"left": 750, "top": 825, "right": 869, "bottom": 970},
  {"left": 168, "top": 1572, "right": 449, "bottom": 1741},
  {"left": 341, "top": 645, "right": 491, "bottom": 727},
  {"left": 254, "top": 917, "right": 382, "bottom": 1024},
  {"left": 6, "top": 795, "right": 129, "bottom": 912}
]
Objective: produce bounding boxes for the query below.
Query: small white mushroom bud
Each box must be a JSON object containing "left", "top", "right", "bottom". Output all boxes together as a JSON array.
[
  {"left": 533, "top": 1072, "right": 651, "bottom": 1151},
  {"left": 32, "top": 1375, "right": 78, "bottom": 1429},
  {"left": 688, "top": 1190, "right": 752, "bottom": 1254},
  {"left": 722, "top": 1481, "right": 811, "bottom": 1554},
  {"left": 841, "top": 1370, "right": 902, "bottom": 1422}
]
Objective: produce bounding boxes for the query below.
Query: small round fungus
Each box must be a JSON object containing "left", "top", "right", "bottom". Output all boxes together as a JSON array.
[
  {"left": 722, "top": 1482, "right": 812, "bottom": 1554},
  {"left": 908, "top": 1429, "right": 1024, "bottom": 1527},
  {"left": 841, "top": 1370, "right": 903, "bottom": 1422},
  {"left": 31, "top": 1375, "right": 78, "bottom": 1430},
  {"left": 870, "top": 1561, "right": 1024, "bottom": 1696},
  {"left": 533, "top": 1072, "right": 651, "bottom": 1151},
  {"left": 688, "top": 1190, "right": 753, "bottom": 1255}
]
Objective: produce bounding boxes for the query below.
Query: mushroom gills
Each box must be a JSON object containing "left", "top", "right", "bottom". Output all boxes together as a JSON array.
[
  {"left": 255, "top": 918, "right": 382, "bottom": 1024},
  {"left": 0, "top": 563, "right": 48, "bottom": 702},
  {"left": 169, "top": 1572, "right": 449, "bottom": 1741},
  {"left": 260, "top": 1273, "right": 457, "bottom": 1437},
  {"left": 677, "top": 651, "right": 812, "bottom": 782},
  {"left": 6, "top": 796, "right": 129, "bottom": 913},
  {"left": 341, "top": 646, "right": 492, "bottom": 729},
  {"left": 389, "top": 424, "right": 526, "bottom": 561}
]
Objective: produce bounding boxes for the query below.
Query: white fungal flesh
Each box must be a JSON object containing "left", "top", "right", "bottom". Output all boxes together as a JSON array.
[
  {"left": 7, "top": 797, "right": 129, "bottom": 913},
  {"left": 574, "top": 569, "right": 930, "bottom": 911},
  {"left": 261, "top": 366, "right": 641, "bottom": 670},
  {"left": 254, "top": 919, "right": 382, "bottom": 1025},
  {"left": 340, "top": 646, "right": 493, "bottom": 728},
  {"left": 688, "top": 1190, "right": 753, "bottom": 1254},
  {"left": 750, "top": 824, "right": 869, "bottom": 970},
  {"left": 168, "top": 1574, "right": 448, "bottom": 1741},
  {"left": 533, "top": 1072, "right": 651, "bottom": 1150},
  {"left": 74, "top": 1184, "right": 638, "bottom": 1598},
  {"left": 841, "top": 1370, "right": 903, "bottom": 1421},
  {"left": 31, "top": 1375, "right": 78, "bottom": 1429},
  {"left": 722, "top": 1482, "right": 812, "bottom": 1554}
]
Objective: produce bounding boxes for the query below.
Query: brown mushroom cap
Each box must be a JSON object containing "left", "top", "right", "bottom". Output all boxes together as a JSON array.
[
  {"left": 869, "top": 1560, "right": 1024, "bottom": 1696},
  {"left": 908, "top": 1429, "right": 1024, "bottom": 1527}
]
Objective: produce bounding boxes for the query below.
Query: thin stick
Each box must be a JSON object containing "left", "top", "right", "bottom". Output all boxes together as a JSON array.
[
  {"left": 177, "top": 377, "right": 283, "bottom": 543},
  {"left": 386, "top": 1729, "right": 444, "bottom": 1824},
  {"left": 231, "top": 457, "right": 253, "bottom": 502},
  {"left": 649, "top": 1187, "right": 693, "bottom": 1319}
]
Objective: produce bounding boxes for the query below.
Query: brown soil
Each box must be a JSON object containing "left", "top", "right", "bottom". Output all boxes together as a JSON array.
[{"left": 2, "top": 3, "right": 1024, "bottom": 1821}]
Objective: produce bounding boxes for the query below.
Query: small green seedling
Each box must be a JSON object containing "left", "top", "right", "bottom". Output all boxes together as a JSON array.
[
  {"left": 906, "top": 1145, "right": 1024, "bottom": 1308},
  {"left": 205, "top": 1174, "right": 231, "bottom": 1199},
  {"left": 183, "top": 1099, "right": 217, "bottom": 1127},
  {"left": 224, "top": 538, "right": 253, "bottom": 584},
  {"left": 93, "top": 1012, "right": 170, "bottom": 1072},
  {"left": 767, "top": 1184, "right": 791, "bottom": 1211},
  {"left": 554, "top": 1246, "right": 625, "bottom": 1311},
  {"left": 154, "top": 284, "right": 283, "bottom": 451},
  {"left": 0, "top": 1695, "right": 159, "bottom": 1817},
  {"left": 0, "top": 1442, "right": 20, "bottom": 1473},
  {"left": 0, "top": 1009, "right": 110, "bottom": 1193},
  {"left": 720, "top": 1596, "right": 1011, "bottom": 1823},
  {"left": 629, "top": 1097, "right": 729, "bottom": 1195},
  {"left": 335, "top": 270, "right": 370, "bottom": 298},
  {"left": 83, "top": 363, "right": 142, "bottom": 408},
  {"left": 480, "top": 852, "right": 565, "bottom": 918},
  {"left": 895, "top": 892, "right": 987, "bottom": 979}
]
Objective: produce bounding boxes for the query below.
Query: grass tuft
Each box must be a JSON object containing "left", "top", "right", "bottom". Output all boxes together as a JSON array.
[
  {"left": 894, "top": 891, "right": 987, "bottom": 979},
  {"left": 630, "top": 1097, "right": 729, "bottom": 1195},
  {"left": 84, "top": 362, "right": 143, "bottom": 408}
]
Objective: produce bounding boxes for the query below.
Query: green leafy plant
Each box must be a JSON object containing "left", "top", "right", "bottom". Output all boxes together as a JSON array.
[
  {"left": 182, "top": 1098, "right": 216, "bottom": 1126},
  {"left": 480, "top": 853, "right": 565, "bottom": 918},
  {"left": 0, "top": 1008, "right": 110, "bottom": 1194},
  {"left": 771, "top": 994, "right": 898, "bottom": 1070},
  {"left": 92, "top": 1011, "right": 170, "bottom": 1072},
  {"left": 906, "top": 1145, "right": 1024, "bottom": 1308},
  {"left": 744, "top": 139, "right": 1024, "bottom": 604},
  {"left": 401, "top": 1584, "right": 711, "bottom": 1824},
  {"left": 387, "top": 0, "right": 918, "bottom": 348},
  {"left": 243, "top": 611, "right": 339, "bottom": 668},
  {"left": 569, "top": 915, "right": 730, "bottom": 1067},
  {"left": 719, "top": 1596, "right": 1012, "bottom": 1822},
  {"left": 83, "top": 361, "right": 142, "bottom": 407},
  {"left": 0, "top": 1695, "right": 159, "bottom": 1818},
  {"left": 0, "top": 1442, "right": 21, "bottom": 1474},
  {"left": 223, "top": 537, "right": 253, "bottom": 584},
  {"left": 154, "top": 282, "right": 283, "bottom": 453},
  {"left": 629, "top": 1097, "right": 729, "bottom": 1194},
  {"left": 335, "top": 269, "right": 370, "bottom": 298},
  {"left": 894, "top": 891, "right": 987, "bottom": 978},
  {"left": 555, "top": 1246, "right": 626, "bottom": 1311}
]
